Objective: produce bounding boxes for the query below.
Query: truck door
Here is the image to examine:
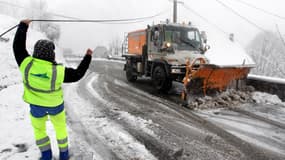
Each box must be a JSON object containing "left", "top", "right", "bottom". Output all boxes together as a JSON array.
[{"left": 148, "top": 27, "right": 162, "bottom": 55}]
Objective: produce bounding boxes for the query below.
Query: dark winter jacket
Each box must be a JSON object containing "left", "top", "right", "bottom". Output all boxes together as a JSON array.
[{"left": 13, "top": 22, "right": 91, "bottom": 83}]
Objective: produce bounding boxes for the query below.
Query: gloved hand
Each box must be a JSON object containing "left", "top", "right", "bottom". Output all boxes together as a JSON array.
[{"left": 86, "top": 48, "right": 93, "bottom": 56}]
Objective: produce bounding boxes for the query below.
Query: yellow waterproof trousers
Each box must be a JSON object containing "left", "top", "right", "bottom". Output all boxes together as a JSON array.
[{"left": 30, "top": 110, "right": 68, "bottom": 153}]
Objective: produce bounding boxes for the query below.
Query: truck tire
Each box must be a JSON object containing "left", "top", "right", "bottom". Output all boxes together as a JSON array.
[
  {"left": 152, "top": 65, "right": 172, "bottom": 92},
  {"left": 126, "top": 66, "right": 137, "bottom": 82}
]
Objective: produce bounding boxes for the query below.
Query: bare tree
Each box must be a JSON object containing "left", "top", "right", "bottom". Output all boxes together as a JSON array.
[
  {"left": 247, "top": 31, "right": 285, "bottom": 78},
  {"left": 26, "top": 0, "right": 61, "bottom": 42},
  {"left": 109, "top": 36, "right": 122, "bottom": 56}
]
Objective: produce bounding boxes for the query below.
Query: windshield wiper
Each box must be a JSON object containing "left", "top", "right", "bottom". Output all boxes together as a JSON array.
[{"left": 180, "top": 38, "right": 197, "bottom": 49}]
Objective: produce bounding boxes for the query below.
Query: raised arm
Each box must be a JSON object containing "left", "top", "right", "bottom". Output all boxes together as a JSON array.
[
  {"left": 13, "top": 19, "right": 32, "bottom": 66},
  {"left": 64, "top": 49, "right": 93, "bottom": 83}
]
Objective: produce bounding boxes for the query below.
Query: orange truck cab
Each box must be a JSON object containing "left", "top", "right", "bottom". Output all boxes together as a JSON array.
[
  {"left": 123, "top": 23, "right": 209, "bottom": 92},
  {"left": 123, "top": 23, "right": 251, "bottom": 96}
]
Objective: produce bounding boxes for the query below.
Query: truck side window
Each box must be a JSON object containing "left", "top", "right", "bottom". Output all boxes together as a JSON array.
[
  {"left": 187, "top": 31, "right": 199, "bottom": 42},
  {"left": 172, "top": 31, "right": 181, "bottom": 44},
  {"left": 151, "top": 28, "right": 161, "bottom": 47}
]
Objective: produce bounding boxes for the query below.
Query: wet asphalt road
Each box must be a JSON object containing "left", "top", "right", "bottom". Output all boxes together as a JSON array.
[{"left": 66, "top": 59, "right": 285, "bottom": 160}]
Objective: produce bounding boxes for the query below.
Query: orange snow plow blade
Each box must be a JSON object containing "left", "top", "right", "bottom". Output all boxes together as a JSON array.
[{"left": 182, "top": 58, "right": 251, "bottom": 99}]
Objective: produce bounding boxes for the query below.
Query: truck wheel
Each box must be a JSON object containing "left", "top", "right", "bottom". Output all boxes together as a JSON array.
[
  {"left": 152, "top": 66, "right": 172, "bottom": 92},
  {"left": 126, "top": 66, "right": 137, "bottom": 82}
]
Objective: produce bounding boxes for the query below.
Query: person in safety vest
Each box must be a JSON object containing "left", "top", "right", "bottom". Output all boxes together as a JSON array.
[{"left": 13, "top": 19, "right": 93, "bottom": 160}]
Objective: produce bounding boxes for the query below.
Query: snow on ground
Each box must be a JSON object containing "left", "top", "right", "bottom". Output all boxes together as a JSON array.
[
  {"left": 87, "top": 73, "right": 158, "bottom": 150},
  {"left": 64, "top": 73, "right": 157, "bottom": 160},
  {"left": 0, "top": 15, "right": 24, "bottom": 87},
  {"left": 0, "top": 14, "right": 72, "bottom": 159},
  {"left": 196, "top": 108, "right": 285, "bottom": 155},
  {"left": 0, "top": 84, "right": 66, "bottom": 160},
  {"left": 252, "top": 92, "right": 284, "bottom": 106},
  {"left": 193, "top": 87, "right": 285, "bottom": 155},
  {"left": 0, "top": 15, "right": 50, "bottom": 159},
  {"left": 0, "top": 84, "right": 37, "bottom": 160},
  {"left": 1, "top": 13, "right": 285, "bottom": 159},
  {"left": 118, "top": 111, "right": 156, "bottom": 136},
  {"left": 1, "top": 14, "right": 157, "bottom": 159}
]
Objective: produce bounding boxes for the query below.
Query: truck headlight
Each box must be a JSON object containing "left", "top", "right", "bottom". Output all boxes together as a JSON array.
[
  {"left": 166, "top": 42, "right": 171, "bottom": 48},
  {"left": 171, "top": 68, "right": 181, "bottom": 73}
]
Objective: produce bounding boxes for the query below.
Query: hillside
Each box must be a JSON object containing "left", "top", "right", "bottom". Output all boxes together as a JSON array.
[
  {"left": 246, "top": 31, "right": 285, "bottom": 78},
  {"left": 0, "top": 14, "right": 67, "bottom": 160}
]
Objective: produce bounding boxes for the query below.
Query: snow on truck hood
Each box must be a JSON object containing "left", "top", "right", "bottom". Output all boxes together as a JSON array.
[{"left": 203, "top": 26, "right": 255, "bottom": 67}]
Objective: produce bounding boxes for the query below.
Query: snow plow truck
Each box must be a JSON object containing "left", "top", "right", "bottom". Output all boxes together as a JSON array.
[{"left": 122, "top": 22, "right": 251, "bottom": 100}]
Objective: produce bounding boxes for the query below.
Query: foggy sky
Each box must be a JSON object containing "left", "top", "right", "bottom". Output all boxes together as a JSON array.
[
  {"left": 47, "top": 0, "right": 285, "bottom": 53},
  {"left": 3, "top": 0, "right": 285, "bottom": 53}
]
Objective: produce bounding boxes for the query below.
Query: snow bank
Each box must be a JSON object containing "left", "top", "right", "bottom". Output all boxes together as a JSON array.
[
  {"left": 0, "top": 85, "right": 37, "bottom": 160},
  {"left": 0, "top": 14, "right": 66, "bottom": 159},
  {"left": 0, "top": 84, "right": 63, "bottom": 159},
  {"left": 117, "top": 111, "right": 156, "bottom": 137},
  {"left": 187, "top": 89, "right": 254, "bottom": 110},
  {"left": 0, "top": 15, "right": 22, "bottom": 87},
  {"left": 187, "top": 89, "right": 284, "bottom": 110},
  {"left": 252, "top": 92, "right": 284, "bottom": 106}
]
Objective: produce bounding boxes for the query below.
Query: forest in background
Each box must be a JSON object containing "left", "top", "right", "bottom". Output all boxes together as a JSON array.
[{"left": 247, "top": 30, "right": 285, "bottom": 78}]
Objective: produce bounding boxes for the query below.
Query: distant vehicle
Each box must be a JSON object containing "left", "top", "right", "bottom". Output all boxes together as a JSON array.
[
  {"left": 107, "top": 54, "right": 112, "bottom": 59},
  {"left": 122, "top": 22, "right": 251, "bottom": 100}
]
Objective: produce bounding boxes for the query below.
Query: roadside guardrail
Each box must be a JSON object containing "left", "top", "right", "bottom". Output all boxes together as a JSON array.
[{"left": 247, "top": 74, "right": 285, "bottom": 101}]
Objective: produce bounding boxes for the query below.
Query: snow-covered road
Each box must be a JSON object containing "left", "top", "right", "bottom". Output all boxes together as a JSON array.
[
  {"left": 62, "top": 59, "right": 285, "bottom": 160},
  {"left": 1, "top": 14, "right": 284, "bottom": 160}
]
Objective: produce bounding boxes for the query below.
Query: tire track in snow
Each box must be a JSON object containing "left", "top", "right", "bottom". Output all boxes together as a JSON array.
[
  {"left": 65, "top": 84, "right": 118, "bottom": 160},
  {"left": 105, "top": 78, "right": 247, "bottom": 160},
  {"left": 230, "top": 107, "right": 285, "bottom": 130},
  {"left": 79, "top": 73, "right": 158, "bottom": 160},
  {"left": 196, "top": 108, "right": 285, "bottom": 156},
  {"left": 84, "top": 60, "right": 284, "bottom": 159},
  {"left": 100, "top": 82, "right": 187, "bottom": 160},
  {"left": 109, "top": 77, "right": 285, "bottom": 160}
]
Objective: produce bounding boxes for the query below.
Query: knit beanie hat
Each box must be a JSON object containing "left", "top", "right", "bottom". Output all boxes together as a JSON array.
[{"left": 33, "top": 39, "right": 55, "bottom": 62}]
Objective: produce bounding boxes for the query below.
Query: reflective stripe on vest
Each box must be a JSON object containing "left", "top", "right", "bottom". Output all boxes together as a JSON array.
[
  {"left": 24, "top": 60, "right": 61, "bottom": 93},
  {"left": 19, "top": 56, "right": 65, "bottom": 107}
]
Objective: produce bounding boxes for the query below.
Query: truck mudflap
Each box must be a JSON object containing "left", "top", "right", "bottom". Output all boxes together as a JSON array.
[{"left": 181, "top": 58, "right": 251, "bottom": 100}]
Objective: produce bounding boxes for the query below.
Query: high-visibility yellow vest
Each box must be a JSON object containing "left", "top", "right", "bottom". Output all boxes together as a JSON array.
[{"left": 19, "top": 56, "right": 65, "bottom": 107}]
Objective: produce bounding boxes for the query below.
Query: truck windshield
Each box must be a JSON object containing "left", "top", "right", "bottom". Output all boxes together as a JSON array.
[{"left": 165, "top": 26, "right": 201, "bottom": 51}]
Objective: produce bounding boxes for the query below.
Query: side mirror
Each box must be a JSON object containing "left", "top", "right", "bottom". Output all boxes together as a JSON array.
[
  {"left": 205, "top": 45, "right": 210, "bottom": 50},
  {"left": 201, "top": 31, "right": 207, "bottom": 44},
  {"left": 200, "top": 45, "right": 210, "bottom": 54},
  {"left": 154, "top": 31, "right": 160, "bottom": 40}
]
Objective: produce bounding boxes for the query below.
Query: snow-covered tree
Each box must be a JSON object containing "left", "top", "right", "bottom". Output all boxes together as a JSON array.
[
  {"left": 40, "top": 17, "right": 61, "bottom": 41},
  {"left": 247, "top": 31, "right": 285, "bottom": 78},
  {"left": 93, "top": 46, "right": 108, "bottom": 58},
  {"left": 27, "top": 0, "right": 61, "bottom": 42},
  {"left": 109, "top": 36, "right": 122, "bottom": 56}
]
